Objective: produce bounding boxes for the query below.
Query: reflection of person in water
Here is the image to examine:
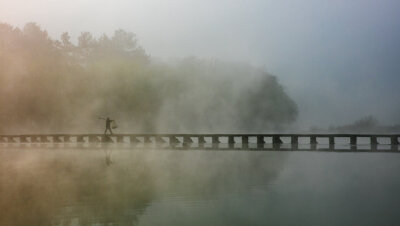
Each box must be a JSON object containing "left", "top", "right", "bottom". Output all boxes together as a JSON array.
[{"left": 99, "top": 117, "right": 114, "bottom": 135}]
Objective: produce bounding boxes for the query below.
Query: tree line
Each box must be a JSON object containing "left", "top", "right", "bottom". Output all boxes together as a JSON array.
[{"left": 0, "top": 22, "right": 297, "bottom": 133}]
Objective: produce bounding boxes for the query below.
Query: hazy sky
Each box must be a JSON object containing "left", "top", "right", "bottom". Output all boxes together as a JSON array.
[{"left": 1, "top": 0, "right": 400, "bottom": 128}]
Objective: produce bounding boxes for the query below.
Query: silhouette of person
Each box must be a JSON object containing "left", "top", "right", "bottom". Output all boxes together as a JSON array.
[{"left": 104, "top": 117, "right": 114, "bottom": 135}]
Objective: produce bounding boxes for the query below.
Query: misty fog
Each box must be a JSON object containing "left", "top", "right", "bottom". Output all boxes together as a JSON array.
[
  {"left": 1, "top": 0, "right": 399, "bottom": 129},
  {"left": 1, "top": 2, "right": 400, "bottom": 225},
  {"left": 0, "top": 23, "right": 297, "bottom": 134}
]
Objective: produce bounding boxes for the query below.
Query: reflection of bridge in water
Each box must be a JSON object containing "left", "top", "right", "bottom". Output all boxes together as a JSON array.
[{"left": 1, "top": 134, "right": 399, "bottom": 152}]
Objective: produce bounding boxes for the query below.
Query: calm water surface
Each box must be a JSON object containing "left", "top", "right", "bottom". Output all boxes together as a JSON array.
[{"left": 0, "top": 147, "right": 399, "bottom": 226}]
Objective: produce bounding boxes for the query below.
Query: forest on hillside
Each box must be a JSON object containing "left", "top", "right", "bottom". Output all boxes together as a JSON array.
[{"left": 0, "top": 22, "right": 297, "bottom": 133}]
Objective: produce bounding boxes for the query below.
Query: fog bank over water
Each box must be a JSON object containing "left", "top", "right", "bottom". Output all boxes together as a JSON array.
[{"left": 1, "top": 0, "right": 400, "bottom": 129}]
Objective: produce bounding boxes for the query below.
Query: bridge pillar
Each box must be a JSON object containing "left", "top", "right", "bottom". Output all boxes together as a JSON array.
[
  {"left": 102, "top": 135, "right": 113, "bottom": 143},
  {"left": 43, "top": 136, "right": 52, "bottom": 143},
  {"left": 228, "top": 136, "right": 235, "bottom": 144},
  {"left": 183, "top": 136, "right": 192, "bottom": 143},
  {"left": 291, "top": 136, "right": 298, "bottom": 144},
  {"left": 89, "top": 135, "right": 101, "bottom": 143},
  {"left": 391, "top": 136, "right": 398, "bottom": 152},
  {"left": 350, "top": 136, "right": 357, "bottom": 151},
  {"left": 310, "top": 136, "right": 317, "bottom": 145},
  {"left": 77, "top": 135, "right": 85, "bottom": 143},
  {"left": 170, "top": 136, "right": 180, "bottom": 144},
  {"left": 272, "top": 135, "right": 282, "bottom": 144},
  {"left": 155, "top": 136, "right": 165, "bottom": 143},
  {"left": 129, "top": 136, "right": 140, "bottom": 143},
  {"left": 391, "top": 136, "right": 399, "bottom": 146},
  {"left": 370, "top": 136, "right": 377, "bottom": 151},
  {"left": 116, "top": 135, "right": 124, "bottom": 143},
  {"left": 371, "top": 136, "right": 378, "bottom": 145},
  {"left": 32, "top": 136, "right": 41, "bottom": 143},
  {"left": 291, "top": 136, "right": 298, "bottom": 149},
  {"left": 7, "top": 136, "right": 13, "bottom": 143},
  {"left": 9, "top": 136, "right": 17, "bottom": 143},
  {"left": 53, "top": 136, "right": 63, "bottom": 143},
  {"left": 8, "top": 136, "right": 17, "bottom": 143},
  {"left": 211, "top": 136, "right": 220, "bottom": 144},
  {"left": 309, "top": 136, "right": 317, "bottom": 150},
  {"left": 242, "top": 136, "right": 249, "bottom": 144},
  {"left": 257, "top": 135, "right": 265, "bottom": 144},
  {"left": 329, "top": 136, "right": 335, "bottom": 150},
  {"left": 198, "top": 136, "right": 205, "bottom": 143},
  {"left": 144, "top": 136, "right": 152, "bottom": 143},
  {"left": 350, "top": 136, "right": 357, "bottom": 145},
  {"left": 20, "top": 136, "right": 28, "bottom": 143},
  {"left": 65, "top": 135, "right": 73, "bottom": 143}
]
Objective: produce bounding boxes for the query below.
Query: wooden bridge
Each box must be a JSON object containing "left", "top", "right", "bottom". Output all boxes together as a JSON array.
[{"left": 1, "top": 133, "right": 399, "bottom": 152}]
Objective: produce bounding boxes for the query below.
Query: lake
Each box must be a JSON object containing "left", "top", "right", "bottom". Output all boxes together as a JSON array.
[{"left": 0, "top": 146, "right": 399, "bottom": 226}]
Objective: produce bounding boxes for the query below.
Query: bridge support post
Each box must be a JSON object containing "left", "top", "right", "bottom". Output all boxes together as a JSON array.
[
  {"left": 1, "top": 136, "right": 7, "bottom": 143},
  {"left": 20, "top": 136, "right": 28, "bottom": 143},
  {"left": 183, "top": 136, "right": 192, "bottom": 143},
  {"left": 291, "top": 136, "right": 298, "bottom": 150},
  {"left": 155, "top": 136, "right": 164, "bottom": 143},
  {"left": 350, "top": 136, "right": 357, "bottom": 151},
  {"left": 32, "top": 136, "right": 40, "bottom": 143},
  {"left": 291, "top": 136, "right": 298, "bottom": 144},
  {"left": 228, "top": 136, "right": 235, "bottom": 148},
  {"left": 212, "top": 136, "right": 219, "bottom": 144},
  {"left": 391, "top": 136, "right": 399, "bottom": 152},
  {"left": 129, "top": 136, "right": 140, "bottom": 143},
  {"left": 371, "top": 136, "right": 378, "bottom": 145},
  {"left": 8, "top": 136, "right": 17, "bottom": 143},
  {"left": 310, "top": 136, "right": 317, "bottom": 145},
  {"left": 241, "top": 136, "right": 249, "bottom": 149},
  {"left": 273, "top": 135, "right": 282, "bottom": 144},
  {"left": 370, "top": 136, "right": 378, "bottom": 151},
  {"left": 169, "top": 136, "right": 180, "bottom": 144},
  {"left": 77, "top": 135, "right": 85, "bottom": 143},
  {"left": 42, "top": 136, "right": 51, "bottom": 143},
  {"left": 350, "top": 136, "right": 357, "bottom": 145},
  {"left": 144, "top": 136, "right": 152, "bottom": 143},
  {"left": 242, "top": 136, "right": 249, "bottom": 144},
  {"left": 65, "top": 136, "right": 72, "bottom": 143},
  {"left": 89, "top": 135, "right": 101, "bottom": 143},
  {"left": 257, "top": 135, "right": 265, "bottom": 144},
  {"left": 116, "top": 135, "right": 124, "bottom": 143},
  {"left": 101, "top": 135, "right": 113, "bottom": 143},
  {"left": 329, "top": 136, "right": 335, "bottom": 150},
  {"left": 391, "top": 136, "right": 399, "bottom": 146},
  {"left": 310, "top": 136, "right": 317, "bottom": 150},
  {"left": 198, "top": 136, "right": 205, "bottom": 144},
  {"left": 16, "top": 136, "right": 22, "bottom": 143},
  {"left": 329, "top": 137, "right": 335, "bottom": 144},
  {"left": 53, "top": 136, "right": 63, "bottom": 143}
]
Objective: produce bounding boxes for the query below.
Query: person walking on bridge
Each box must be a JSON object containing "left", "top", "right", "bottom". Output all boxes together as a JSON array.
[{"left": 100, "top": 117, "right": 115, "bottom": 135}]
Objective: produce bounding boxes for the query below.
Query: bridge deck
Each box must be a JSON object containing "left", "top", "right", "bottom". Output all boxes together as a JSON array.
[{"left": 0, "top": 134, "right": 399, "bottom": 152}]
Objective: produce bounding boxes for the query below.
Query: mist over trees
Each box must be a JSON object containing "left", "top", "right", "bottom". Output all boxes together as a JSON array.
[
  {"left": 0, "top": 22, "right": 297, "bottom": 134},
  {"left": 308, "top": 115, "right": 400, "bottom": 133}
]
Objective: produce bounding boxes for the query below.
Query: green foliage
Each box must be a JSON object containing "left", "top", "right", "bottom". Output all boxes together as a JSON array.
[{"left": 0, "top": 22, "right": 297, "bottom": 133}]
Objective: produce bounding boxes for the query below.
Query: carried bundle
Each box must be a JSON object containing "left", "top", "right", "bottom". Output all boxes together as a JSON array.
[{"left": 111, "top": 120, "right": 118, "bottom": 129}]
